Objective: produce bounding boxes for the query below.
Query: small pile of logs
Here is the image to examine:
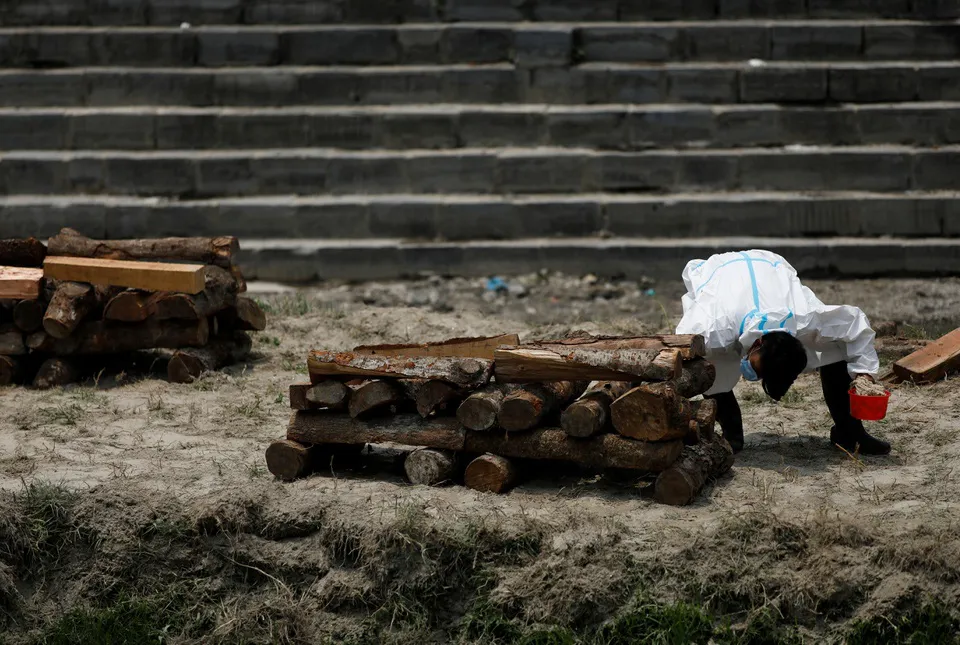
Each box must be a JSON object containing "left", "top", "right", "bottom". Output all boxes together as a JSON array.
[
  {"left": 0, "top": 229, "right": 264, "bottom": 389},
  {"left": 268, "top": 332, "right": 734, "bottom": 506}
]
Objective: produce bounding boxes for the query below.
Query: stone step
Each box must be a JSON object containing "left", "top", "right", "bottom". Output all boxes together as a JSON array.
[
  {"left": 3, "top": 61, "right": 958, "bottom": 107},
  {"left": 2, "top": 192, "right": 957, "bottom": 241},
  {"left": 2, "top": 103, "right": 959, "bottom": 151},
  {"left": 1, "top": 0, "right": 956, "bottom": 27},
  {"left": 1, "top": 146, "right": 956, "bottom": 197},
  {"left": 3, "top": 22, "right": 959, "bottom": 68}
]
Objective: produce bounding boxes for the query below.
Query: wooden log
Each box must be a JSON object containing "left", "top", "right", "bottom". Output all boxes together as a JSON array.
[
  {"left": 0, "top": 324, "right": 26, "bottom": 355},
  {"left": 230, "top": 265, "right": 247, "bottom": 292},
  {"left": 12, "top": 299, "right": 45, "bottom": 333},
  {"left": 893, "top": 327, "right": 960, "bottom": 384},
  {"left": 287, "top": 411, "right": 466, "bottom": 451},
  {"left": 457, "top": 385, "right": 509, "bottom": 432},
  {"left": 47, "top": 228, "right": 238, "bottom": 269},
  {"left": 216, "top": 296, "right": 267, "bottom": 332},
  {"left": 464, "top": 454, "right": 517, "bottom": 494},
  {"left": 167, "top": 332, "right": 252, "bottom": 383},
  {"left": 0, "top": 267, "right": 43, "bottom": 299},
  {"left": 27, "top": 318, "right": 209, "bottom": 354},
  {"left": 103, "top": 290, "right": 155, "bottom": 322},
  {"left": 290, "top": 381, "right": 353, "bottom": 411},
  {"left": 653, "top": 432, "right": 735, "bottom": 507},
  {"left": 43, "top": 257, "right": 205, "bottom": 294},
  {"left": 265, "top": 439, "right": 315, "bottom": 481},
  {"left": 33, "top": 357, "right": 80, "bottom": 390},
  {"left": 0, "top": 355, "right": 20, "bottom": 385},
  {"left": 668, "top": 359, "right": 717, "bottom": 398},
  {"left": 499, "top": 381, "right": 586, "bottom": 432},
  {"left": 465, "top": 428, "right": 683, "bottom": 472},
  {"left": 561, "top": 381, "right": 633, "bottom": 438},
  {"left": 494, "top": 346, "right": 681, "bottom": 383},
  {"left": 348, "top": 380, "right": 406, "bottom": 419},
  {"left": 354, "top": 333, "right": 521, "bottom": 360},
  {"left": 153, "top": 266, "right": 239, "bottom": 321},
  {"left": 415, "top": 380, "right": 465, "bottom": 418},
  {"left": 610, "top": 383, "right": 696, "bottom": 442},
  {"left": 43, "top": 281, "right": 95, "bottom": 339},
  {"left": 694, "top": 398, "right": 717, "bottom": 441},
  {"left": 309, "top": 351, "right": 493, "bottom": 389},
  {"left": 0, "top": 238, "right": 47, "bottom": 267},
  {"left": 404, "top": 448, "right": 457, "bottom": 486},
  {"left": 534, "top": 333, "right": 706, "bottom": 360}
]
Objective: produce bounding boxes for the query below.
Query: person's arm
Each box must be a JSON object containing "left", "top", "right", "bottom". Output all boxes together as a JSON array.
[{"left": 814, "top": 305, "right": 880, "bottom": 377}]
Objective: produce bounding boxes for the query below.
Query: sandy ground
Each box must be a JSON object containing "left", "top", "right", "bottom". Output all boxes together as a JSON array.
[{"left": 2, "top": 273, "right": 960, "bottom": 643}]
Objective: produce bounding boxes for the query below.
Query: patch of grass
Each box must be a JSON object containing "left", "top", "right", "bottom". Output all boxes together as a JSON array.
[
  {"left": 898, "top": 324, "right": 931, "bottom": 341},
  {"left": 846, "top": 602, "right": 960, "bottom": 644},
  {"left": 261, "top": 293, "right": 313, "bottom": 317},
  {"left": 258, "top": 335, "right": 282, "bottom": 347},
  {"left": 13, "top": 481, "right": 79, "bottom": 571},
  {"left": 38, "top": 402, "right": 85, "bottom": 427},
  {"left": 779, "top": 389, "right": 805, "bottom": 407},
  {"left": 235, "top": 394, "right": 266, "bottom": 420},
  {"left": 594, "top": 598, "right": 715, "bottom": 645}
]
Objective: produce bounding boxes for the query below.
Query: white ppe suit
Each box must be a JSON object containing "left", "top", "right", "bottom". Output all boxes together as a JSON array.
[{"left": 675, "top": 250, "right": 879, "bottom": 396}]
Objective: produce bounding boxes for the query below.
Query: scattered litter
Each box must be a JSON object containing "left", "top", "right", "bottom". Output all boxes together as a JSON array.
[
  {"left": 645, "top": 288, "right": 656, "bottom": 297},
  {"left": 486, "top": 277, "right": 508, "bottom": 293},
  {"left": 748, "top": 59, "right": 765, "bottom": 67},
  {"left": 582, "top": 273, "right": 599, "bottom": 286},
  {"left": 785, "top": 144, "right": 818, "bottom": 152},
  {"left": 180, "top": 22, "right": 191, "bottom": 29}
]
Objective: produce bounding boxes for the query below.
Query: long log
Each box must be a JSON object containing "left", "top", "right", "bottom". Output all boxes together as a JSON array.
[
  {"left": 654, "top": 432, "right": 735, "bottom": 506},
  {"left": 561, "top": 381, "right": 633, "bottom": 438},
  {"left": 0, "top": 355, "right": 20, "bottom": 385},
  {"left": 33, "top": 357, "right": 80, "bottom": 390},
  {"left": 27, "top": 318, "right": 209, "bottom": 354},
  {"left": 167, "top": 332, "right": 252, "bottom": 383},
  {"left": 355, "top": 333, "right": 521, "bottom": 360},
  {"left": 309, "top": 351, "right": 493, "bottom": 389},
  {"left": 13, "top": 299, "right": 45, "bottom": 333},
  {"left": 348, "top": 380, "right": 406, "bottom": 418},
  {"left": 287, "top": 411, "right": 467, "bottom": 451},
  {"left": 290, "top": 381, "right": 353, "bottom": 411},
  {"left": 464, "top": 454, "right": 517, "bottom": 494},
  {"left": 494, "top": 346, "right": 681, "bottom": 383},
  {"left": 154, "top": 265, "right": 239, "bottom": 321},
  {"left": 414, "top": 380, "right": 466, "bottom": 418},
  {"left": 47, "top": 227, "right": 238, "bottom": 269},
  {"left": 216, "top": 296, "right": 267, "bottom": 332},
  {"left": 404, "top": 448, "right": 457, "bottom": 486},
  {"left": 498, "top": 381, "right": 586, "bottom": 432},
  {"left": 457, "top": 385, "right": 511, "bottom": 432},
  {"left": 0, "top": 238, "right": 47, "bottom": 267},
  {"left": 610, "top": 383, "right": 696, "bottom": 442},
  {"left": 0, "top": 324, "right": 26, "bottom": 355},
  {"left": 668, "top": 358, "right": 717, "bottom": 398},
  {"left": 535, "top": 333, "right": 706, "bottom": 360}
]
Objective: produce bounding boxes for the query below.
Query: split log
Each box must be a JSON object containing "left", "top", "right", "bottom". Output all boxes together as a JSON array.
[
  {"left": 457, "top": 385, "right": 509, "bottom": 432},
  {"left": 216, "top": 296, "right": 267, "bottom": 332},
  {"left": 309, "top": 351, "right": 493, "bottom": 389},
  {"left": 654, "top": 432, "right": 735, "bottom": 506},
  {"left": 33, "top": 357, "right": 80, "bottom": 390},
  {"left": 13, "top": 299, "right": 45, "bottom": 333},
  {"left": 404, "top": 448, "right": 457, "bottom": 486},
  {"left": 693, "top": 398, "right": 717, "bottom": 441},
  {"left": 43, "top": 281, "right": 95, "bottom": 339},
  {"left": 43, "top": 257, "right": 205, "bottom": 294},
  {"left": 561, "top": 381, "right": 633, "bottom": 438},
  {"left": 355, "top": 333, "right": 521, "bottom": 360},
  {"left": 154, "top": 266, "right": 239, "bottom": 321},
  {"left": 289, "top": 381, "right": 352, "bottom": 411},
  {"left": 348, "top": 380, "right": 406, "bottom": 419},
  {"left": 27, "top": 318, "right": 209, "bottom": 354},
  {"left": 103, "top": 290, "right": 155, "bottom": 323},
  {"left": 464, "top": 454, "right": 517, "bottom": 494},
  {"left": 0, "top": 237, "right": 47, "bottom": 267},
  {"left": 167, "top": 332, "right": 252, "bottom": 383},
  {"left": 0, "top": 355, "right": 20, "bottom": 385},
  {"left": 893, "top": 327, "right": 960, "bottom": 384},
  {"left": 668, "top": 358, "right": 717, "bottom": 398},
  {"left": 610, "top": 383, "right": 696, "bottom": 442},
  {"left": 415, "top": 380, "right": 466, "bottom": 418},
  {"left": 287, "top": 411, "right": 466, "bottom": 451},
  {"left": 47, "top": 228, "right": 238, "bottom": 269},
  {"left": 0, "top": 267, "right": 43, "bottom": 300},
  {"left": 535, "top": 333, "right": 705, "bottom": 360},
  {"left": 498, "top": 381, "right": 587, "bottom": 432},
  {"left": 265, "top": 439, "right": 316, "bottom": 481},
  {"left": 494, "top": 346, "right": 681, "bottom": 383},
  {"left": 465, "top": 428, "right": 683, "bottom": 471},
  {"left": 0, "top": 325, "right": 26, "bottom": 355}
]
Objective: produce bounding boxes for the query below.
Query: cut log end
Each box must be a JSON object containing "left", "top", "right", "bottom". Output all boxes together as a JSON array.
[
  {"left": 0, "top": 355, "right": 20, "bottom": 386},
  {"left": 404, "top": 449, "right": 457, "bottom": 486},
  {"left": 457, "top": 387, "right": 505, "bottom": 431},
  {"left": 348, "top": 380, "right": 405, "bottom": 419},
  {"left": 12, "top": 299, "right": 45, "bottom": 333},
  {"left": 33, "top": 357, "right": 80, "bottom": 390},
  {"left": 265, "top": 439, "right": 313, "bottom": 482},
  {"left": 561, "top": 399, "right": 606, "bottom": 438},
  {"left": 464, "top": 454, "right": 517, "bottom": 494}
]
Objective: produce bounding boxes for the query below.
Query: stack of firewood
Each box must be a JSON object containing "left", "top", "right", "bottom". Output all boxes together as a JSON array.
[
  {"left": 269, "top": 333, "right": 734, "bottom": 506},
  {"left": 0, "top": 229, "right": 265, "bottom": 388}
]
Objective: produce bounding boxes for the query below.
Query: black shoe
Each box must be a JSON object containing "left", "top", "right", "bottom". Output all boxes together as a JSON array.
[
  {"left": 830, "top": 426, "right": 891, "bottom": 456},
  {"left": 723, "top": 430, "right": 744, "bottom": 454}
]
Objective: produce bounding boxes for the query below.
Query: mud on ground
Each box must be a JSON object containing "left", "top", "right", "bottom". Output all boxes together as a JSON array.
[{"left": 2, "top": 274, "right": 960, "bottom": 644}]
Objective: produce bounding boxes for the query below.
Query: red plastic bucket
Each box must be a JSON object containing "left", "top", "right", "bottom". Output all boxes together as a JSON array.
[{"left": 849, "top": 387, "right": 891, "bottom": 421}]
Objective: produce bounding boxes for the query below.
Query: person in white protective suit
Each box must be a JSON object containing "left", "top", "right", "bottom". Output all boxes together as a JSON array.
[{"left": 676, "top": 249, "right": 890, "bottom": 455}]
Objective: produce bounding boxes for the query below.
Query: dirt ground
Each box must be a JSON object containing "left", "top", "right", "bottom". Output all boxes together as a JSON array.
[{"left": 2, "top": 273, "right": 960, "bottom": 644}]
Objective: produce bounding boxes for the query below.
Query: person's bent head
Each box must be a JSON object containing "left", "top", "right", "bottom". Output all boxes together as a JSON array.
[{"left": 753, "top": 332, "right": 807, "bottom": 401}]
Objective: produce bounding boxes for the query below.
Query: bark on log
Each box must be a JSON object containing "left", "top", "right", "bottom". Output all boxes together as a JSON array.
[
  {"left": 217, "top": 296, "right": 267, "bottom": 332},
  {"left": 692, "top": 398, "right": 717, "bottom": 442},
  {"left": 0, "top": 237, "right": 47, "bottom": 267},
  {"left": 103, "top": 290, "right": 154, "bottom": 323},
  {"left": 33, "top": 357, "right": 80, "bottom": 390},
  {"left": 287, "top": 411, "right": 466, "bottom": 451},
  {"left": 404, "top": 448, "right": 457, "bottom": 486},
  {"left": 27, "top": 318, "right": 209, "bottom": 354},
  {"left": 43, "top": 281, "right": 95, "bottom": 339},
  {"left": 415, "top": 380, "right": 465, "bottom": 418},
  {"left": 494, "top": 346, "right": 681, "bottom": 383},
  {"left": 154, "top": 266, "right": 239, "bottom": 321},
  {"left": 464, "top": 454, "right": 517, "bottom": 494},
  {"left": 348, "top": 380, "right": 406, "bottom": 419},
  {"left": 457, "top": 385, "right": 509, "bottom": 432},
  {"left": 465, "top": 428, "right": 683, "bottom": 471},
  {"left": 167, "top": 332, "right": 252, "bottom": 383},
  {"left": 0, "top": 355, "right": 20, "bottom": 385},
  {"left": 654, "top": 432, "right": 735, "bottom": 506},
  {"left": 610, "top": 383, "right": 697, "bottom": 442},
  {"left": 498, "top": 381, "right": 587, "bottom": 432},
  {"left": 668, "top": 359, "right": 717, "bottom": 398},
  {"left": 290, "top": 381, "right": 353, "bottom": 411},
  {"left": 265, "top": 439, "right": 315, "bottom": 481},
  {"left": 355, "top": 333, "right": 521, "bottom": 360},
  {"left": 534, "top": 333, "right": 706, "bottom": 360},
  {"left": 0, "top": 325, "right": 26, "bottom": 355},
  {"left": 309, "top": 351, "right": 493, "bottom": 389},
  {"left": 48, "top": 227, "right": 238, "bottom": 268},
  {"left": 13, "top": 299, "right": 45, "bottom": 333},
  {"left": 561, "top": 381, "right": 633, "bottom": 438}
]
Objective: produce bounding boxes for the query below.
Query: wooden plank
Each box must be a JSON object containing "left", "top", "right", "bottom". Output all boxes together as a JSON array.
[
  {"left": 308, "top": 351, "right": 493, "bottom": 388},
  {"left": 494, "top": 346, "right": 681, "bottom": 383},
  {"left": 893, "top": 328, "right": 960, "bottom": 383},
  {"left": 354, "top": 333, "right": 521, "bottom": 360},
  {"left": 43, "top": 257, "right": 205, "bottom": 294},
  {"left": 534, "top": 333, "right": 705, "bottom": 360},
  {"left": 0, "top": 266, "right": 43, "bottom": 299}
]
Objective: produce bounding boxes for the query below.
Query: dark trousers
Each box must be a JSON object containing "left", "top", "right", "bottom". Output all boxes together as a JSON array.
[{"left": 707, "top": 361, "right": 862, "bottom": 443}]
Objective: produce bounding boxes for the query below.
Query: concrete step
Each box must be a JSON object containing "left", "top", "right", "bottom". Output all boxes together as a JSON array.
[
  {"left": 1, "top": 192, "right": 957, "bottom": 241},
  {"left": 3, "top": 103, "right": 960, "bottom": 151},
  {"left": 3, "top": 61, "right": 960, "bottom": 107},
  {"left": 1, "top": 0, "right": 956, "bottom": 27},
  {"left": 1, "top": 146, "right": 956, "bottom": 197},
  {"left": 3, "top": 22, "right": 960, "bottom": 68}
]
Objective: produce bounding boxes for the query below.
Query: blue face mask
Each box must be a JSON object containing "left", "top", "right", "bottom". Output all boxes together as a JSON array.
[{"left": 740, "top": 353, "right": 760, "bottom": 381}]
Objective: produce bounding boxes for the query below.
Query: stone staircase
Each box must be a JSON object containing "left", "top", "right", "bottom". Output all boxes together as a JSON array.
[{"left": 1, "top": 0, "right": 959, "bottom": 281}]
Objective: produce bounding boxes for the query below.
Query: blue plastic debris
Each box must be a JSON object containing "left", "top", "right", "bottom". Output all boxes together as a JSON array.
[
  {"left": 645, "top": 288, "right": 656, "bottom": 296},
  {"left": 486, "top": 277, "right": 508, "bottom": 292}
]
